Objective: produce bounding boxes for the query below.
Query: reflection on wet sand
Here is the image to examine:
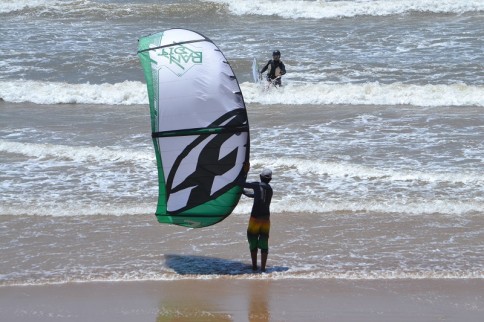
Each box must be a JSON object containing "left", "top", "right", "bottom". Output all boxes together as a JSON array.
[
  {"left": 248, "top": 280, "right": 270, "bottom": 322},
  {"left": 153, "top": 255, "right": 288, "bottom": 321},
  {"left": 156, "top": 296, "right": 232, "bottom": 321},
  {"left": 154, "top": 280, "right": 273, "bottom": 322}
]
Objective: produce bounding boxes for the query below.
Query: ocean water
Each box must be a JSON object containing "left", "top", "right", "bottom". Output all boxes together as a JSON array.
[{"left": 0, "top": 0, "right": 483, "bottom": 285}]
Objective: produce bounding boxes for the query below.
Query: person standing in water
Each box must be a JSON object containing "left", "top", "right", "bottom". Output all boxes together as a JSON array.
[
  {"left": 242, "top": 169, "right": 273, "bottom": 272},
  {"left": 260, "top": 50, "right": 286, "bottom": 87}
]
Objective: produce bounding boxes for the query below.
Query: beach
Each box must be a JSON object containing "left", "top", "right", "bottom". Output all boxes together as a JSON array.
[
  {"left": 1, "top": 209, "right": 483, "bottom": 321},
  {"left": 1, "top": 0, "right": 483, "bottom": 320},
  {"left": 2, "top": 279, "right": 483, "bottom": 321}
]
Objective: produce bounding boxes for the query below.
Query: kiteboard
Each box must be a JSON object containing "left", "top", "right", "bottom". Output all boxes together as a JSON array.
[
  {"left": 252, "top": 58, "right": 259, "bottom": 83},
  {"left": 137, "top": 29, "right": 250, "bottom": 228}
]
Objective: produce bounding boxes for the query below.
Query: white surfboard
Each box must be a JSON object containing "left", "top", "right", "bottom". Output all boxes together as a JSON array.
[{"left": 252, "top": 58, "right": 259, "bottom": 83}]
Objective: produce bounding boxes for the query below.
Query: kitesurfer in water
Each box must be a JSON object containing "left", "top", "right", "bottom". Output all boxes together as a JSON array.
[
  {"left": 242, "top": 168, "right": 273, "bottom": 272},
  {"left": 260, "top": 50, "right": 286, "bottom": 87}
]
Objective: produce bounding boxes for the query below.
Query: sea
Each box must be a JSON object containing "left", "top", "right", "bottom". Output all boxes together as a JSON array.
[{"left": 0, "top": 0, "right": 483, "bottom": 285}]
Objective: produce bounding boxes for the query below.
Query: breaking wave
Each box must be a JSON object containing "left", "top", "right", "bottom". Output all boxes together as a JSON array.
[
  {"left": 206, "top": 0, "right": 484, "bottom": 19},
  {"left": 1, "top": 80, "right": 482, "bottom": 107},
  {"left": 2, "top": 0, "right": 481, "bottom": 19}
]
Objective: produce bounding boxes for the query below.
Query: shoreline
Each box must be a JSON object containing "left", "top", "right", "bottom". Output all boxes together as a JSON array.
[{"left": 1, "top": 279, "right": 482, "bottom": 321}]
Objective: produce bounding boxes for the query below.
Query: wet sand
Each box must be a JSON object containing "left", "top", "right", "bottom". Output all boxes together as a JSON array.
[{"left": 1, "top": 279, "right": 482, "bottom": 321}]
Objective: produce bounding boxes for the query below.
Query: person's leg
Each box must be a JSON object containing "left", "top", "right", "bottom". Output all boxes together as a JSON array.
[
  {"left": 247, "top": 217, "right": 259, "bottom": 270},
  {"left": 260, "top": 250, "right": 268, "bottom": 272},
  {"left": 259, "top": 220, "right": 270, "bottom": 272},
  {"left": 250, "top": 249, "right": 258, "bottom": 270}
]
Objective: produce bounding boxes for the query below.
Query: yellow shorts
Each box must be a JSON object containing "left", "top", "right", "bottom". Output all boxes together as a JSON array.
[{"left": 247, "top": 217, "right": 270, "bottom": 252}]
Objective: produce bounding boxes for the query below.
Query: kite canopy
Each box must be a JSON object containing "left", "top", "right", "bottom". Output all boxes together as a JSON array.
[{"left": 137, "top": 29, "right": 250, "bottom": 228}]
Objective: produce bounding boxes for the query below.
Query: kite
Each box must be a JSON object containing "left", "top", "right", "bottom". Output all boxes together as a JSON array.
[{"left": 137, "top": 29, "right": 250, "bottom": 228}]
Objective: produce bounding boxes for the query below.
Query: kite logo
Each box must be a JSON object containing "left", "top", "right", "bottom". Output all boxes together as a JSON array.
[
  {"left": 168, "top": 131, "right": 240, "bottom": 211},
  {"left": 166, "top": 111, "right": 248, "bottom": 214},
  {"left": 153, "top": 44, "right": 203, "bottom": 77}
]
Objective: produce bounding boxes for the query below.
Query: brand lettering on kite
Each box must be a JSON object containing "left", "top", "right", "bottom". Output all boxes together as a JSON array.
[{"left": 154, "top": 44, "right": 203, "bottom": 77}]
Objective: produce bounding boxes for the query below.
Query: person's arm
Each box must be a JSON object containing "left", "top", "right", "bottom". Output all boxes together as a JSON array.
[
  {"left": 279, "top": 61, "right": 286, "bottom": 75},
  {"left": 242, "top": 182, "right": 256, "bottom": 198},
  {"left": 236, "top": 162, "right": 250, "bottom": 186},
  {"left": 259, "top": 60, "right": 271, "bottom": 74}
]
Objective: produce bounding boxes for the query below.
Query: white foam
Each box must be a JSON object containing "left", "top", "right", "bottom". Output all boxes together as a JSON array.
[
  {"left": 232, "top": 196, "right": 483, "bottom": 216},
  {"left": 1, "top": 80, "right": 482, "bottom": 107},
  {"left": 207, "top": 0, "right": 484, "bottom": 19},
  {"left": 0, "top": 80, "right": 147, "bottom": 105},
  {"left": 1, "top": 197, "right": 480, "bottom": 217},
  {"left": 249, "top": 156, "right": 484, "bottom": 185},
  {"left": 279, "top": 199, "right": 481, "bottom": 216},
  {"left": 0, "top": 0, "right": 140, "bottom": 15},
  {"left": 3, "top": 0, "right": 481, "bottom": 17},
  {"left": 2, "top": 142, "right": 482, "bottom": 217},
  {"left": 0, "top": 202, "right": 155, "bottom": 217},
  {"left": 0, "top": 0, "right": 63, "bottom": 13},
  {"left": 232, "top": 157, "right": 484, "bottom": 215},
  {"left": 241, "top": 82, "right": 484, "bottom": 107},
  {"left": 0, "top": 139, "right": 154, "bottom": 164},
  {"left": 2, "top": 269, "right": 482, "bottom": 286}
]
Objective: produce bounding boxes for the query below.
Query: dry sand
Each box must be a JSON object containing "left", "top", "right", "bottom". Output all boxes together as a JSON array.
[{"left": 1, "top": 279, "right": 482, "bottom": 321}]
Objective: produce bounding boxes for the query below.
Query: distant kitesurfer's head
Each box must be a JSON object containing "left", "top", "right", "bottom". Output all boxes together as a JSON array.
[
  {"left": 260, "top": 169, "right": 272, "bottom": 183},
  {"left": 272, "top": 50, "right": 281, "bottom": 61}
]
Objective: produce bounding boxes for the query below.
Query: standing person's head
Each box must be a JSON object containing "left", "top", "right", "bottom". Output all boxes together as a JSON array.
[
  {"left": 272, "top": 50, "right": 281, "bottom": 61},
  {"left": 260, "top": 169, "right": 272, "bottom": 183}
]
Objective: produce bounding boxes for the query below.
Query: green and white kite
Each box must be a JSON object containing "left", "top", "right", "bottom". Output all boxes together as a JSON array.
[{"left": 137, "top": 28, "right": 250, "bottom": 228}]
